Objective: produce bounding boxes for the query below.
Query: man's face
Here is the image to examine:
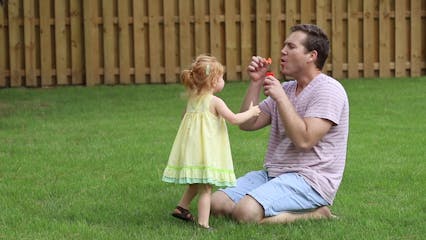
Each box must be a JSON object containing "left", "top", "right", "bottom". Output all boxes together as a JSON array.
[{"left": 280, "top": 31, "right": 312, "bottom": 78}]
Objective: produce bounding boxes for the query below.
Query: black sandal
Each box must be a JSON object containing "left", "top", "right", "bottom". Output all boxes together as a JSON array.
[{"left": 171, "top": 206, "right": 194, "bottom": 222}]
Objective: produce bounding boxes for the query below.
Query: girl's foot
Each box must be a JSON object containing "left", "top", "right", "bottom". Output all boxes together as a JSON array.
[
  {"left": 198, "top": 224, "right": 214, "bottom": 231},
  {"left": 171, "top": 206, "right": 194, "bottom": 222}
]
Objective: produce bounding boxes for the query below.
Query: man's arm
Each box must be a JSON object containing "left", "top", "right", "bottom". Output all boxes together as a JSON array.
[
  {"left": 263, "top": 76, "right": 332, "bottom": 150},
  {"left": 239, "top": 56, "right": 271, "bottom": 131}
]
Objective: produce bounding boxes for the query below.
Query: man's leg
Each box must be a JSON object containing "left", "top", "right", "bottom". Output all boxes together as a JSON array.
[
  {"left": 242, "top": 173, "right": 333, "bottom": 224},
  {"left": 231, "top": 195, "right": 264, "bottom": 223},
  {"left": 211, "top": 171, "right": 336, "bottom": 224},
  {"left": 210, "top": 190, "right": 235, "bottom": 216},
  {"left": 211, "top": 170, "right": 269, "bottom": 217},
  {"left": 211, "top": 190, "right": 265, "bottom": 223},
  {"left": 260, "top": 206, "right": 335, "bottom": 224},
  {"left": 228, "top": 196, "right": 334, "bottom": 224},
  {"left": 213, "top": 192, "right": 334, "bottom": 224}
]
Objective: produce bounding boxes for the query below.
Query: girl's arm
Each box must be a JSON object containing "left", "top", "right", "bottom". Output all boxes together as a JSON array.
[{"left": 212, "top": 96, "right": 260, "bottom": 125}]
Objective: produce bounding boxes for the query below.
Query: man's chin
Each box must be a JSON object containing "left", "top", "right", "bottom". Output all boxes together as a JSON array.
[{"left": 282, "top": 71, "right": 294, "bottom": 80}]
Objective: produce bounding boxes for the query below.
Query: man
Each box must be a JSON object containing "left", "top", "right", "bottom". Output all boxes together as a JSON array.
[{"left": 211, "top": 24, "right": 349, "bottom": 224}]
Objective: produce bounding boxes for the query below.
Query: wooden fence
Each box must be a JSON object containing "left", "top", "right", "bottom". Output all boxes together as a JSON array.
[{"left": 0, "top": 0, "right": 425, "bottom": 87}]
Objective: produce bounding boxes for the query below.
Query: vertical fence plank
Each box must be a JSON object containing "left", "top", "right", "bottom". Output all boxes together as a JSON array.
[
  {"left": 55, "top": 0, "right": 68, "bottom": 85},
  {"left": 194, "top": 0, "right": 206, "bottom": 55},
  {"left": 316, "top": 0, "right": 330, "bottom": 73},
  {"left": 164, "top": 0, "right": 177, "bottom": 83},
  {"left": 8, "top": 0, "right": 22, "bottom": 87},
  {"left": 83, "top": 0, "right": 100, "bottom": 85},
  {"left": 300, "top": 0, "right": 313, "bottom": 24},
  {"left": 283, "top": 0, "right": 297, "bottom": 74},
  {"left": 225, "top": 0, "right": 237, "bottom": 80},
  {"left": 148, "top": 0, "right": 161, "bottom": 83},
  {"left": 240, "top": 0, "right": 252, "bottom": 81},
  {"left": 179, "top": 0, "right": 192, "bottom": 70},
  {"left": 102, "top": 0, "right": 116, "bottom": 84},
  {"left": 270, "top": 0, "right": 281, "bottom": 75},
  {"left": 379, "top": 0, "right": 391, "bottom": 77},
  {"left": 347, "top": 0, "right": 360, "bottom": 79},
  {"left": 70, "top": 0, "right": 83, "bottom": 85},
  {"left": 133, "top": 0, "right": 146, "bottom": 84},
  {"left": 332, "top": 0, "right": 344, "bottom": 79},
  {"left": 256, "top": 0, "right": 267, "bottom": 56},
  {"left": 209, "top": 0, "right": 221, "bottom": 61},
  {"left": 0, "top": 3, "right": 6, "bottom": 87},
  {"left": 40, "top": 0, "right": 53, "bottom": 86},
  {"left": 118, "top": 0, "right": 131, "bottom": 84},
  {"left": 316, "top": 0, "right": 328, "bottom": 31},
  {"left": 363, "top": 0, "right": 375, "bottom": 77},
  {"left": 285, "top": 0, "right": 297, "bottom": 31},
  {"left": 23, "top": 0, "right": 37, "bottom": 86},
  {"left": 410, "top": 0, "right": 421, "bottom": 77},
  {"left": 395, "top": 0, "right": 407, "bottom": 77}
]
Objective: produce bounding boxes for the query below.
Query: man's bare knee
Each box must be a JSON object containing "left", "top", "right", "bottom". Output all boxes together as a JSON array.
[
  {"left": 232, "top": 195, "right": 264, "bottom": 223},
  {"left": 211, "top": 191, "right": 234, "bottom": 216}
]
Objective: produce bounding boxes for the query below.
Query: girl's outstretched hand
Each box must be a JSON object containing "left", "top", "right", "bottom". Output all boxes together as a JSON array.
[{"left": 248, "top": 101, "right": 261, "bottom": 116}]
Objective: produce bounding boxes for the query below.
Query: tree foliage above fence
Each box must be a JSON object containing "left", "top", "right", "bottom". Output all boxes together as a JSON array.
[{"left": 0, "top": 0, "right": 425, "bottom": 87}]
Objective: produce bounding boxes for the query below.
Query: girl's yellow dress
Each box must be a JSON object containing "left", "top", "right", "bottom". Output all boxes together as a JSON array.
[{"left": 162, "top": 94, "right": 236, "bottom": 187}]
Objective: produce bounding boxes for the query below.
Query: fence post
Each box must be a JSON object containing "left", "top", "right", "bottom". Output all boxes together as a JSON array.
[
  {"left": 8, "top": 0, "right": 22, "bottom": 87},
  {"left": 148, "top": 1, "right": 161, "bottom": 83},
  {"left": 395, "top": 0, "right": 407, "bottom": 77},
  {"left": 332, "top": 1, "right": 344, "bottom": 79},
  {"left": 83, "top": 0, "right": 100, "bottom": 86},
  {"left": 225, "top": 0, "right": 237, "bottom": 80},
  {"left": 363, "top": 0, "right": 375, "bottom": 77},
  {"left": 164, "top": 1, "right": 177, "bottom": 83},
  {"left": 55, "top": 0, "right": 68, "bottom": 85},
  {"left": 410, "top": 0, "right": 422, "bottom": 77},
  {"left": 0, "top": 1, "right": 7, "bottom": 87},
  {"left": 70, "top": 0, "right": 84, "bottom": 85},
  {"left": 118, "top": 0, "right": 131, "bottom": 84},
  {"left": 379, "top": 0, "right": 391, "bottom": 78},
  {"left": 133, "top": 0, "right": 146, "bottom": 84}
]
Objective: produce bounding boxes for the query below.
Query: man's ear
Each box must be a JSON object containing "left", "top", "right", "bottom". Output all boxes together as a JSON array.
[{"left": 308, "top": 50, "right": 318, "bottom": 63}]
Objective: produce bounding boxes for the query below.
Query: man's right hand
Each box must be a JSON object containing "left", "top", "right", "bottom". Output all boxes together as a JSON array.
[{"left": 247, "top": 56, "right": 269, "bottom": 82}]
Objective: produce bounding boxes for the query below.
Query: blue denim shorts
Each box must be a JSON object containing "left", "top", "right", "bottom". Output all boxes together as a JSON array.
[{"left": 220, "top": 170, "right": 328, "bottom": 217}]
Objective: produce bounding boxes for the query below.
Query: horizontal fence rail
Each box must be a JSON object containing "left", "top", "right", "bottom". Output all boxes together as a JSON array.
[{"left": 0, "top": 0, "right": 425, "bottom": 87}]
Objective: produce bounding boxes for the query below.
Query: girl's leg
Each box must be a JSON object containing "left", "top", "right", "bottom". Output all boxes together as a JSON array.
[
  {"left": 177, "top": 184, "right": 198, "bottom": 209},
  {"left": 197, "top": 184, "right": 212, "bottom": 228},
  {"left": 172, "top": 184, "right": 199, "bottom": 221}
]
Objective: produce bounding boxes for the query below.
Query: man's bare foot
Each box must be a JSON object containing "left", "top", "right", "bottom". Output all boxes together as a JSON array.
[
  {"left": 259, "top": 206, "right": 337, "bottom": 224},
  {"left": 312, "top": 206, "right": 338, "bottom": 219}
]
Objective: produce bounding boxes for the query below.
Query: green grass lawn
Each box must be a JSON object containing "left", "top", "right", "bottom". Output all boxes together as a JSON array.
[{"left": 0, "top": 77, "right": 425, "bottom": 239}]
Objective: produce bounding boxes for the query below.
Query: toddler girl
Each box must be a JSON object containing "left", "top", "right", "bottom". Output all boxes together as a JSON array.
[{"left": 162, "top": 55, "right": 260, "bottom": 229}]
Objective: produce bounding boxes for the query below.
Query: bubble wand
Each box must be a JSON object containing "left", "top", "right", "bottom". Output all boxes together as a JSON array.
[{"left": 264, "top": 57, "right": 274, "bottom": 77}]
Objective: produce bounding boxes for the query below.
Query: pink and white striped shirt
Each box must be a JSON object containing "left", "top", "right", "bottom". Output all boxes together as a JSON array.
[{"left": 259, "top": 73, "right": 349, "bottom": 204}]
